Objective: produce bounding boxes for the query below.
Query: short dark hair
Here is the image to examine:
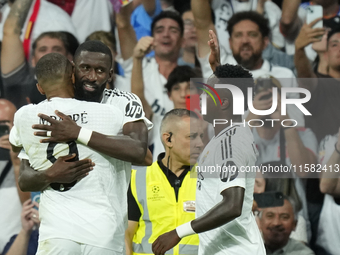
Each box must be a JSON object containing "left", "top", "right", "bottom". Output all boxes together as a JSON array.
[
  {"left": 151, "top": 11, "right": 184, "bottom": 37},
  {"left": 32, "top": 31, "right": 79, "bottom": 56},
  {"left": 160, "top": 108, "right": 199, "bottom": 136},
  {"left": 227, "top": 11, "right": 270, "bottom": 38},
  {"left": 36, "top": 53, "right": 72, "bottom": 88},
  {"left": 74, "top": 40, "right": 113, "bottom": 67},
  {"left": 163, "top": 108, "right": 198, "bottom": 121},
  {"left": 165, "top": 66, "right": 202, "bottom": 93},
  {"left": 212, "top": 64, "right": 254, "bottom": 111},
  {"left": 327, "top": 27, "right": 340, "bottom": 42}
]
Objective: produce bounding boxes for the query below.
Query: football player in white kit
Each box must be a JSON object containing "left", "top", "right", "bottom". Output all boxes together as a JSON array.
[
  {"left": 11, "top": 43, "right": 151, "bottom": 254},
  {"left": 152, "top": 64, "right": 265, "bottom": 255},
  {"left": 18, "top": 40, "right": 152, "bottom": 191}
]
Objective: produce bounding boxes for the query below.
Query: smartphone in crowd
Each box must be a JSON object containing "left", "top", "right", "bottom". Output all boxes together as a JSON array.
[
  {"left": 306, "top": 5, "right": 323, "bottom": 29},
  {"left": 0, "top": 124, "right": 9, "bottom": 137},
  {"left": 253, "top": 191, "right": 284, "bottom": 208}
]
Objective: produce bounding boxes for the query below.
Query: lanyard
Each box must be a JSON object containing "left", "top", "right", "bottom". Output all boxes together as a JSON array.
[{"left": 23, "top": 0, "right": 41, "bottom": 60}]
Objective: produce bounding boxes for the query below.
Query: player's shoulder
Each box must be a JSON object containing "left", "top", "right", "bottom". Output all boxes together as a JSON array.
[
  {"left": 216, "top": 125, "right": 254, "bottom": 150},
  {"left": 102, "top": 88, "right": 141, "bottom": 103},
  {"left": 215, "top": 125, "right": 249, "bottom": 140},
  {"left": 15, "top": 102, "right": 41, "bottom": 118}
]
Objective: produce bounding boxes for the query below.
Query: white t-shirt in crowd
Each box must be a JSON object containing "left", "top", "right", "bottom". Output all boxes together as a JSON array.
[
  {"left": 196, "top": 125, "right": 265, "bottom": 255},
  {"left": 10, "top": 98, "right": 130, "bottom": 252},
  {"left": 71, "top": 0, "right": 112, "bottom": 42},
  {"left": 0, "top": 0, "right": 78, "bottom": 44},
  {"left": 212, "top": 0, "right": 284, "bottom": 53},
  {"left": 316, "top": 133, "right": 340, "bottom": 255}
]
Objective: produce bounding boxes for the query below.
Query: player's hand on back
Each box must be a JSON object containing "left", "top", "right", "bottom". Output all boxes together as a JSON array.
[
  {"left": 32, "top": 110, "right": 81, "bottom": 143},
  {"left": 152, "top": 230, "right": 181, "bottom": 255},
  {"left": 45, "top": 154, "right": 95, "bottom": 184}
]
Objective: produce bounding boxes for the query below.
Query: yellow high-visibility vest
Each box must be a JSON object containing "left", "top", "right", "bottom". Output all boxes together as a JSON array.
[{"left": 131, "top": 162, "right": 199, "bottom": 255}]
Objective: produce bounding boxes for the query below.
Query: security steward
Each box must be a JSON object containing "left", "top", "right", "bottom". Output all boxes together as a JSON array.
[{"left": 125, "top": 109, "right": 204, "bottom": 255}]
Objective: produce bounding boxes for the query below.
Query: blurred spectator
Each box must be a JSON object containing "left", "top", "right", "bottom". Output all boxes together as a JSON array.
[
  {"left": 294, "top": 22, "right": 340, "bottom": 253},
  {"left": 1, "top": 0, "right": 79, "bottom": 108},
  {"left": 211, "top": 0, "right": 284, "bottom": 52},
  {"left": 129, "top": 34, "right": 201, "bottom": 159},
  {"left": 125, "top": 109, "right": 203, "bottom": 254},
  {"left": 316, "top": 130, "right": 340, "bottom": 255},
  {"left": 193, "top": 6, "right": 302, "bottom": 124},
  {"left": 117, "top": 10, "right": 184, "bottom": 127},
  {"left": 0, "top": 99, "right": 22, "bottom": 253},
  {"left": 259, "top": 197, "right": 315, "bottom": 255},
  {"left": 0, "top": 0, "right": 77, "bottom": 57},
  {"left": 193, "top": 1, "right": 296, "bottom": 79},
  {"left": 248, "top": 78, "right": 318, "bottom": 242},
  {"left": 130, "top": 0, "right": 163, "bottom": 41},
  {"left": 2, "top": 199, "right": 39, "bottom": 255},
  {"left": 48, "top": 0, "right": 113, "bottom": 42},
  {"left": 281, "top": 0, "right": 340, "bottom": 58},
  {"left": 295, "top": 25, "right": 340, "bottom": 142},
  {"left": 178, "top": 8, "right": 197, "bottom": 68}
]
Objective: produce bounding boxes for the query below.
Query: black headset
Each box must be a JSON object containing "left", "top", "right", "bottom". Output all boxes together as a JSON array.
[{"left": 168, "top": 132, "right": 173, "bottom": 142}]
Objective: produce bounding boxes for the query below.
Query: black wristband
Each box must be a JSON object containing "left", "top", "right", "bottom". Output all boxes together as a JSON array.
[{"left": 335, "top": 143, "right": 340, "bottom": 155}]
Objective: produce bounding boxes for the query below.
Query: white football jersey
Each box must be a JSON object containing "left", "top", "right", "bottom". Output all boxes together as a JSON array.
[
  {"left": 10, "top": 97, "right": 130, "bottom": 252},
  {"left": 101, "top": 87, "right": 153, "bottom": 132},
  {"left": 196, "top": 125, "right": 265, "bottom": 255}
]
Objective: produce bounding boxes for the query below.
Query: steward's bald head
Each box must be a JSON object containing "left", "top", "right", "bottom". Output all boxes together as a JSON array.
[
  {"left": 35, "top": 53, "right": 73, "bottom": 91},
  {"left": 160, "top": 109, "right": 198, "bottom": 145}
]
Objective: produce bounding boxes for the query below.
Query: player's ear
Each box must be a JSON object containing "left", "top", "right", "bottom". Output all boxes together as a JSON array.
[
  {"left": 108, "top": 68, "right": 114, "bottom": 83},
  {"left": 36, "top": 83, "right": 45, "bottom": 95},
  {"left": 221, "top": 98, "right": 230, "bottom": 110}
]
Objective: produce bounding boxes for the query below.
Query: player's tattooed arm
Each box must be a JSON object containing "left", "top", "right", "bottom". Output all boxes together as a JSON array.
[
  {"left": 18, "top": 156, "right": 95, "bottom": 192},
  {"left": 33, "top": 111, "right": 150, "bottom": 165},
  {"left": 152, "top": 187, "right": 245, "bottom": 255},
  {"left": 1, "top": 0, "right": 33, "bottom": 74}
]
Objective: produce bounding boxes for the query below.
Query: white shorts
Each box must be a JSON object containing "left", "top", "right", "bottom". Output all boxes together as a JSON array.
[{"left": 36, "top": 238, "right": 123, "bottom": 255}]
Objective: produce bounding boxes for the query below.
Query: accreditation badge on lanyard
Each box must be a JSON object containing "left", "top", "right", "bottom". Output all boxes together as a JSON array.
[{"left": 183, "top": 200, "right": 196, "bottom": 212}]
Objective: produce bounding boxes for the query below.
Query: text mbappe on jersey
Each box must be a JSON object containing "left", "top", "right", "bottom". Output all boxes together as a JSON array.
[{"left": 39, "top": 112, "right": 88, "bottom": 125}]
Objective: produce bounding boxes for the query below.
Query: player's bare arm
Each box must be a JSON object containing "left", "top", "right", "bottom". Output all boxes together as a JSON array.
[
  {"left": 32, "top": 110, "right": 149, "bottom": 165},
  {"left": 18, "top": 156, "right": 95, "bottom": 192},
  {"left": 152, "top": 187, "right": 245, "bottom": 255}
]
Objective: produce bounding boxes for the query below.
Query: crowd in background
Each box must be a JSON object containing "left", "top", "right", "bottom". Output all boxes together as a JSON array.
[{"left": 1, "top": 0, "right": 340, "bottom": 254}]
